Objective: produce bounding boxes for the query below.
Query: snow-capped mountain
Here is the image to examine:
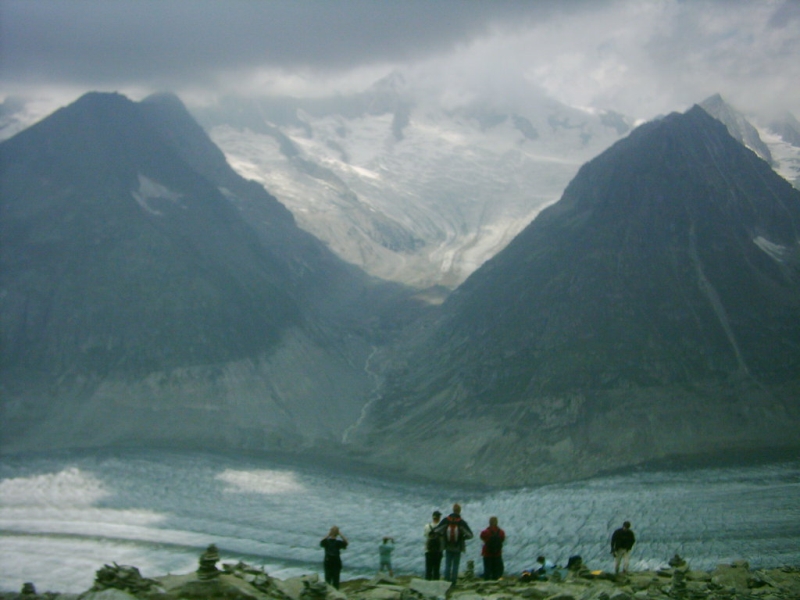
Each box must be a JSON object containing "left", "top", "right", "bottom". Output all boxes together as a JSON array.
[
  {"left": 193, "top": 76, "right": 634, "bottom": 289},
  {"left": 759, "top": 111, "right": 800, "bottom": 190},
  {"left": 699, "top": 94, "right": 800, "bottom": 191},
  {"left": 5, "top": 85, "right": 797, "bottom": 291}
]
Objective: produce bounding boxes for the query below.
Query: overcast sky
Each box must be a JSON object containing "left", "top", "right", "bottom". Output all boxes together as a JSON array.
[{"left": 1, "top": 0, "right": 799, "bottom": 121}]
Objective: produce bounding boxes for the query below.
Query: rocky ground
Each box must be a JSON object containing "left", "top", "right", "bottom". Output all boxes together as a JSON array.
[{"left": 2, "top": 545, "right": 799, "bottom": 600}]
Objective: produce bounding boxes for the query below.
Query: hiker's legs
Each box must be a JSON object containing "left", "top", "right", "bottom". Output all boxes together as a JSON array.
[
  {"left": 450, "top": 552, "right": 461, "bottom": 584},
  {"left": 614, "top": 549, "right": 629, "bottom": 574},
  {"left": 324, "top": 557, "right": 342, "bottom": 589},
  {"left": 433, "top": 552, "right": 442, "bottom": 580},
  {"left": 443, "top": 550, "right": 454, "bottom": 582},
  {"left": 485, "top": 556, "right": 503, "bottom": 580},
  {"left": 324, "top": 560, "right": 334, "bottom": 585},
  {"left": 444, "top": 550, "right": 461, "bottom": 584}
]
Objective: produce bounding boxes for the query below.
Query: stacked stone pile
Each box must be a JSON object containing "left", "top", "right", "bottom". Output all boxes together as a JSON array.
[
  {"left": 1, "top": 550, "right": 799, "bottom": 600},
  {"left": 89, "top": 563, "right": 162, "bottom": 596},
  {"left": 197, "top": 544, "right": 221, "bottom": 581},
  {"left": 221, "top": 561, "right": 293, "bottom": 600}
]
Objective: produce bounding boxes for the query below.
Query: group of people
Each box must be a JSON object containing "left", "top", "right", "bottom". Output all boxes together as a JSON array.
[{"left": 319, "top": 505, "right": 636, "bottom": 589}]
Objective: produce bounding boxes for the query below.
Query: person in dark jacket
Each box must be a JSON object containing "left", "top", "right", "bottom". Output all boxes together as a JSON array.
[
  {"left": 432, "top": 503, "right": 473, "bottom": 585},
  {"left": 320, "top": 526, "right": 348, "bottom": 588},
  {"left": 480, "top": 516, "right": 506, "bottom": 580},
  {"left": 423, "top": 510, "right": 443, "bottom": 580},
  {"left": 610, "top": 521, "right": 636, "bottom": 574}
]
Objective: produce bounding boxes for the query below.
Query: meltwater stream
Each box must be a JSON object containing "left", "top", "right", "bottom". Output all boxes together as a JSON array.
[{"left": 1, "top": 450, "right": 799, "bottom": 593}]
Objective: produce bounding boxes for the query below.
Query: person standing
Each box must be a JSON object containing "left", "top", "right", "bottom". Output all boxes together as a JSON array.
[
  {"left": 378, "top": 536, "right": 395, "bottom": 577},
  {"left": 610, "top": 521, "right": 636, "bottom": 574},
  {"left": 534, "top": 555, "right": 555, "bottom": 578},
  {"left": 480, "top": 516, "right": 506, "bottom": 580},
  {"left": 433, "top": 503, "right": 473, "bottom": 586},
  {"left": 320, "top": 525, "right": 348, "bottom": 588},
  {"left": 423, "top": 510, "right": 443, "bottom": 580}
]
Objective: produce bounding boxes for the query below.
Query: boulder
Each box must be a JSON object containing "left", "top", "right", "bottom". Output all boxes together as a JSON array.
[
  {"left": 79, "top": 590, "right": 140, "bottom": 600},
  {"left": 275, "top": 575, "right": 320, "bottom": 600},
  {"left": 164, "top": 575, "right": 266, "bottom": 600},
  {"left": 711, "top": 561, "right": 753, "bottom": 592},
  {"left": 407, "top": 578, "right": 451, "bottom": 600},
  {"left": 357, "top": 587, "right": 404, "bottom": 600}
]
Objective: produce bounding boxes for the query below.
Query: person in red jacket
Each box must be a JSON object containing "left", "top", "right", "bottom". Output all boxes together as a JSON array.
[{"left": 480, "top": 516, "right": 506, "bottom": 580}]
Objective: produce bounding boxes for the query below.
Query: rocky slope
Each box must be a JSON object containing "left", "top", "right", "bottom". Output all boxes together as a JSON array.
[
  {"left": 4, "top": 550, "right": 799, "bottom": 600},
  {"left": 352, "top": 105, "right": 800, "bottom": 486}
]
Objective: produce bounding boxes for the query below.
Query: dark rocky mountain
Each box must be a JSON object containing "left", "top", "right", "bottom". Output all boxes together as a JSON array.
[
  {"left": 353, "top": 105, "right": 800, "bottom": 486},
  {"left": 0, "top": 92, "right": 419, "bottom": 455}
]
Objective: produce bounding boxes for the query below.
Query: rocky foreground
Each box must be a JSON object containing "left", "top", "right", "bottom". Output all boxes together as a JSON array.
[{"left": 3, "top": 545, "right": 799, "bottom": 600}]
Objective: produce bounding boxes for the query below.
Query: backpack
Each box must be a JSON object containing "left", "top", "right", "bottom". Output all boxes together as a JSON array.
[
  {"left": 445, "top": 516, "right": 461, "bottom": 547},
  {"left": 485, "top": 529, "right": 502, "bottom": 554},
  {"left": 426, "top": 530, "right": 441, "bottom": 552}
]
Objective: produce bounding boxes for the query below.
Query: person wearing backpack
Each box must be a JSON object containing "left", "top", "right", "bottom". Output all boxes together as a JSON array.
[
  {"left": 423, "top": 510, "right": 443, "bottom": 580},
  {"left": 480, "top": 516, "right": 506, "bottom": 580},
  {"left": 432, "top": 503, "right": 473, "bottom": 585}
]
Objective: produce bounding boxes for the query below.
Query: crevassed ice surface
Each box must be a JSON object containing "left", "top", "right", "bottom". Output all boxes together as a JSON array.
[{"left": 1, "top": 450, "right": 798, "bottom": 593}]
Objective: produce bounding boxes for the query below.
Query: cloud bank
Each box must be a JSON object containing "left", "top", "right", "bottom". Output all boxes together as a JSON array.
[{"left": 1, "top": 0, "right": 798, "bottom": 119}]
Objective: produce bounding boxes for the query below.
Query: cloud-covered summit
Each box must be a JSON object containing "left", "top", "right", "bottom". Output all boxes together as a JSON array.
[{"left": 2, "top": 0, "right": 798, "bottom": 121}]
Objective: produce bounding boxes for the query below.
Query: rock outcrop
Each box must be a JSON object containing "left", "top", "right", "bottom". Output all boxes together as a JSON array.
[{"left": 2, "top": 548, "right": 799, "bottom": 600}]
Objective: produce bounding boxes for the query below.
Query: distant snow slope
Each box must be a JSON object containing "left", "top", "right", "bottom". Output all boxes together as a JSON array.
[
  {"left": 6, "top": 88, "right": 796, "bottom": 290},
  {"left": 757, "top": 125, "right": 800, "bottom": 190},
  {"left": 200, "top": 90, "right": 632, "bottom": 289}
]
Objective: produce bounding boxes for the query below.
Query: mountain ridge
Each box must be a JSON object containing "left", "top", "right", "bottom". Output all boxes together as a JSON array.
[
  {"left": 0, "top": 91, "right": 420, "bottom": 457},
  {"left": 351, "top": 105, "right": 800, "bottom": 485},
  {"left": 2, "top": 92, "right": 799, "bottom": 487}
]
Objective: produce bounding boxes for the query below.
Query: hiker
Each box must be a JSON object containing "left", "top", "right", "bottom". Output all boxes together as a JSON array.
[
  {"left": 320, "top": 526, "right": 348, "bottom": 589},
  {"left": 432, "top": 503, "right": 473, "bottom": 585},
  {"left": 480, "top": 516, "right": 506, "bottom": 580},
  {"left": 378, "top": 536, "right": 395, "bottom": 577},
  {"left": 521, "top": 556, "right": 555, "bottom": 582},
  {"left": 423, "top": 510, "right": 443, "bottom": 580},
  {"left": 535, "top": 555, "right": 555, "bottom": 574},
  {"left": 610, "top": 521, "right": 636, "bottom": 574}
]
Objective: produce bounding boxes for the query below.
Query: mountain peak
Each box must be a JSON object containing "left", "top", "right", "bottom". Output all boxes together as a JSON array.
[
  {"left": 359, "top": 103, "right": 800, "bottom": 485},
  {"left": 699, "top": 93, "right": 774, "bottom": 165}
]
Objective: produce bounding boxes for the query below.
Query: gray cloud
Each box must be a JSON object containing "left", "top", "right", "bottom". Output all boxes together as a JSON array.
[
  {"left": 1, "top": 0, "right": 798, "bottom": 121},
  {"left": 0, "top": 0, "right": 569, "bottom": 88}
]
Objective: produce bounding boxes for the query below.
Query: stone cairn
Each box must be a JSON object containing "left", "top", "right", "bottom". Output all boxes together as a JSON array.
[
  {"left": 300, "top": 579, "right": 331, "bottom": 600},
  {"left": 20, "top": 583, "right": 36, "bottom": 597},
  {"left": 91, "top": 563, "right": 160, "bottom": 595},
  {"left": 464, "top": 560, "right": 476, "bottom": 580},
  {"left": 222, "top": 561, "right": 293, "bottom": 600},
  {"left": 197, "top": 543, "right": 222, "bottom": 580},
  {"left": 668, "top": 554, "right": 688, "bottom": 598}
]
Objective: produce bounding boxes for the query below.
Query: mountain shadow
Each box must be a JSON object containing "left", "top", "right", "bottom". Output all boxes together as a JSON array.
[{"left": 354, "top": 105, "right": 800, "bottom": 486}]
